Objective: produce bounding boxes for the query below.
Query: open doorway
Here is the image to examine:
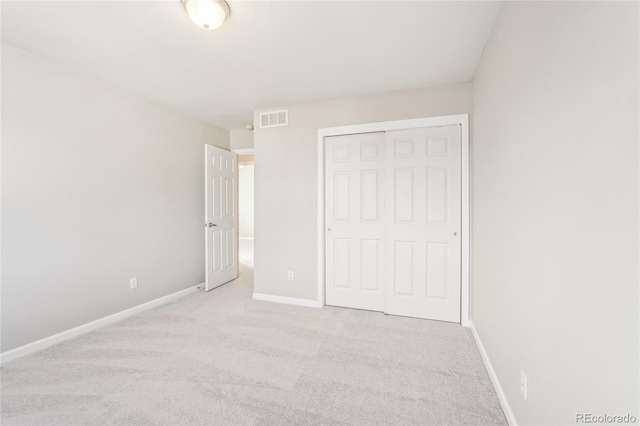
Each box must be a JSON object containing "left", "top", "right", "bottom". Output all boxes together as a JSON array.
[{"left": 238, "top": 153, "right": 254, "bottom": 267}]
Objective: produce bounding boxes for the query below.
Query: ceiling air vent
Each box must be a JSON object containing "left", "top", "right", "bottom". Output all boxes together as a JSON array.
[{"left": 259, "top": 110, "right": 288, "bottom": 128}]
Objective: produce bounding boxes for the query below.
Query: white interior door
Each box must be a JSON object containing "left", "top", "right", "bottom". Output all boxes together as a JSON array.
[
  {"left": 325, "top": 132, "right": 386, "bottom": 311},
  {"left": 205, "top": 144, "right": 238, "bottom": 291},
  {"left": 323, "top": 125, "right": 462, "bottom": 322},
  {"left": 384, "top": 125, "right": 461, "bottom": 322}
]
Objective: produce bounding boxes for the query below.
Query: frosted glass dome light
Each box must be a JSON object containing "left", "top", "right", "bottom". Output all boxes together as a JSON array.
[{"left": 182, "top": 0, "right": 230, "bottom": 30}]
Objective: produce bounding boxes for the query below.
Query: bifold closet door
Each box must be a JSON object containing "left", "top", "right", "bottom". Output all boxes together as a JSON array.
[
  {"left": 325, "top": 132, "right": 385, "bottom": 311},
  {"left": 384, "top": 125, "right": 461, "bottom": 322}
]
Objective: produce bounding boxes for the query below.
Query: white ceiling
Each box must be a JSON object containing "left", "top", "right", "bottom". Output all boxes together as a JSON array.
[{"left": 1, "top": 1, "right": 501, "bottom": 130}]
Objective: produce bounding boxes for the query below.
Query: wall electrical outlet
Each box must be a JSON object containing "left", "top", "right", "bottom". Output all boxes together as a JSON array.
[
  {"left": 130, "top": 277, "right": 138, "bottom": 289},
  {"left": 288, "top": 271, "right": 294, "bottom": 281},
  {"left": 520, "top": 370, "right": 528, "bottom": 400}
]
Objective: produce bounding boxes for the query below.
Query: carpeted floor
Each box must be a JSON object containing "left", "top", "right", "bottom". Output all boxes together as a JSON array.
[{"left": 1, "top": 265, "right": 506, "bottom": 425}]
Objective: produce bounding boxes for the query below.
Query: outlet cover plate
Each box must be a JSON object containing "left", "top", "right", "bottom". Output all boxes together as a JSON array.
[{"left": 520, "top": 370, "right": 527, "bottom": 400}]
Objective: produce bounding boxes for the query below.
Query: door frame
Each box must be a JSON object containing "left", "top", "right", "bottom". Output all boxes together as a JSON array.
[
  {"left": 233, "top": 148, "right": 255, "bottom": 267},
  {"left": 316, "top": 114, "right": 470, "bottom": 325},
  {"left": 232, "top": 148, "right": 254, "bottom": 155}
]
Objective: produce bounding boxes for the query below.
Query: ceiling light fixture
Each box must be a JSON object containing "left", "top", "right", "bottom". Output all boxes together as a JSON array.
[{"left": 182, "top": 0, "right": 230, "bottom": 31}]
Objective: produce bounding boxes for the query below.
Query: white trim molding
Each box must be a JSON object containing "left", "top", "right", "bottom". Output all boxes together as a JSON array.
[
  {"left": 468, "top": 320, "right": 518, "bottom": 425},
  {"left": 0, "top": 284, "right": 202, "bottom": 364},
  {"left": 316, "top": 114, "right": 471, "bottom": 324},
  {"left": 252, "top": 292, "right": 323, "bottom": 308}
]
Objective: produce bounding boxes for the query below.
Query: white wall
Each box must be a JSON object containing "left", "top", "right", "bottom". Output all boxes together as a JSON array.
[
  {"left": 230, "top": 129, "right": 254, "bottom": 151},
  {"left": 253, "top": 83, "right": 472, "bottom": 300},
  {"left": 239, "top": 164, "right": 254, "bottom": 239},
  {"left": 472, "top": 2, "right": 639, "bottom": 424},
  {"left": 1, "top": 44, "right": 230, "bottom": 352}
]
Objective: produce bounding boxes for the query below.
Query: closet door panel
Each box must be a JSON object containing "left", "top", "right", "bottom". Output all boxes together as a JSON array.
[
  {"left": 384, "top": 125, "right": 461, "bottom": 322},
  {"left": 325, "top": 132, "right": 385, "bottom": 312}
]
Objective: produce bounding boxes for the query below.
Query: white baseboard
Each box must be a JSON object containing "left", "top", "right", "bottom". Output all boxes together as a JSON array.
[
  {"left": 0, "top": 283, "right": 203, "bottom": 364},
  {"left": 252, "top": 292, "right": 322, "bottom": 308},
  {"left": 239, "top": 237, "right": 254, "bottom": 241},
  {"left": 467, "top": 320, "right": 518, "bottom": 425}
]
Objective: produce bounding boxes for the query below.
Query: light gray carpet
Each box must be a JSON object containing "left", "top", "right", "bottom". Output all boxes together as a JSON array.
[{"left": 1, "top": 266, "right": 506, "bottom": 425}]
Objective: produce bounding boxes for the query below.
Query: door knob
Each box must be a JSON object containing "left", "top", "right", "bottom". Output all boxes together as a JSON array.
[{"left": 207, "top": 223, "right": 217, "bottom": 227}]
